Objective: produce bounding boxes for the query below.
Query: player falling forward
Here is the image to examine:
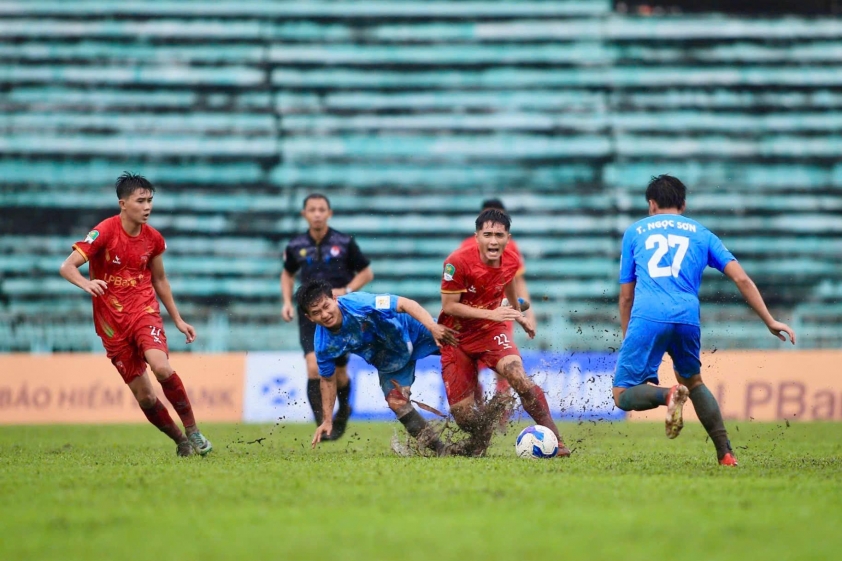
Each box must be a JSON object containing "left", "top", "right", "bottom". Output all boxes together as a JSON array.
[
  {"left": 59, "top": 172, "right": 211, "bottom": 457},
  {"left": 281, "top": 193, "right": 374, "bottom": 441},
  {"left": 613, "top": 175, "right": 795, "bottom": 466},
  {"left": 440, "top": 209, "right": 570, "bottom": 457},
  {"left": 302, "top": 280, "right": 460, "bottom": 456}
]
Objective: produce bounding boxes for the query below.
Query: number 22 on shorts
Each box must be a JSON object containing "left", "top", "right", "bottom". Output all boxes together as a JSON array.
[{"left": 494, "top": 333, "right": 512, "bottom": 349}]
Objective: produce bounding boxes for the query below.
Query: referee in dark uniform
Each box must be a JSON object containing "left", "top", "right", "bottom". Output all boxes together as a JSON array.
[{"left": 281, "top": 193, "right": 374, "bottom": 440}]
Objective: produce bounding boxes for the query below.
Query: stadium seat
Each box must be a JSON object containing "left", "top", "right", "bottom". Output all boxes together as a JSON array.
[
  {"left": 1, "top": 0, "right": 839, "bottom": 351},
  {"left": 0, "top": 1, "right": 612, "bottom": 18},
  {"left": 277, "top": 91, "right": 607, "bottom": 113}
]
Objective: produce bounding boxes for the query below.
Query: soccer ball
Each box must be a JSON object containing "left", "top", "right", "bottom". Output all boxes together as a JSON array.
[{"left": 515, "top": 425, "right": 559, "bottom": 459}]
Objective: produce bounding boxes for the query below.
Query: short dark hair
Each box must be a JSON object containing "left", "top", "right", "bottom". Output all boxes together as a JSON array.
[
  {"left": 481, "top": 198, "right": 506, "bottom": 211},
  {"left": 303, "top": 193, "right": 331, "bottom": 210},
  {"left": 645, "top": 175, "right": 686, "bottom": 210},
  {"left": 475, "top": 208, "right": 511, "bottom": 232},
  {"left": 295, "top": 279, "right": 334, "bottom": 316},
  {"left": 115, "top": 172, "right": 155, "bottom": 200}
]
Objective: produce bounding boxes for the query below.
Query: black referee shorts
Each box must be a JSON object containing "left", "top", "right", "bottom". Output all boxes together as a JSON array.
[{"left": 298, "top": 314, "right": 349, "bottom": 367}]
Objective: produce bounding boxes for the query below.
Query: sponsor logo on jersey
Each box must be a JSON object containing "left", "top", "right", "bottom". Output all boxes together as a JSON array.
[
  {"left": 104, "top": 274, "right": 138, "bottom": 288},
  {"left": 443, "top": 263, "right": 456, "bottom": 281},
  {"left": 84, "top": 230, "right": 99, "bottom": 244},
  {"left": 375, "top": 295, "right": 391, "bottom": 310}
]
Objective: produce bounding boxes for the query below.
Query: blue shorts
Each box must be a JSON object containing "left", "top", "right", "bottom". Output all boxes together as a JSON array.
[
  {"left": 613, "top": 319, "right": 701, "bottom": 388},
  {"left": 378, "top": 330, "right": 441, "bottom": 396},
  {"left": 378, "top": 360, "right": 419, "bottom": 396}
]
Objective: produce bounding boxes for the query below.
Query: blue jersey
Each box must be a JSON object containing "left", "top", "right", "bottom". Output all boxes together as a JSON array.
[
  {"left": 619, "top": 214, "right": 735, "bottom": 326},
  {"left": 315, "top": 292, "right": 436, "bottom": 377}
]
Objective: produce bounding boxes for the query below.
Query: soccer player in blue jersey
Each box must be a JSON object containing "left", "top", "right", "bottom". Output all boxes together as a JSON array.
[
  {"left": 613, "top": 175, "right": 796, "bottom": 466},
  {"left": 298, "top": 280, "right": 461, "bottom": 456}
]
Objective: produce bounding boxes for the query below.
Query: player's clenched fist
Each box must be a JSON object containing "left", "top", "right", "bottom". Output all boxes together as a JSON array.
[{"left": 281, "top": 302, "right": 295, "bottom": 322}]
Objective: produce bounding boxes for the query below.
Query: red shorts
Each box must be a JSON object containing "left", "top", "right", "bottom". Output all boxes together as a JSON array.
[
  {"left": 477, "top": 322, "right": 515, "bottom": 371},
  {"left": 101, "top": 317, "right": 169, "bottom": 384},
  {"left": 441, "top": 327, "right": 520, "bottom": 405}
]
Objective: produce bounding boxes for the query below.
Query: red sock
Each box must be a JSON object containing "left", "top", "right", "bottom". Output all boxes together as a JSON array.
[
  {"left": 141, "top": 398, "right": 185, "bottom": 443},
  {"left": 160, "top": 373, "right": 196, "bottom": 429},
  {"left": 495, "top": 376, "right": 511, "bottom": 394},
  {"left": 473, "top": 382, "right": 484, "bottom": 402},
  {"left": 519, "top": 386, "right": 561, "bottom": 440}
]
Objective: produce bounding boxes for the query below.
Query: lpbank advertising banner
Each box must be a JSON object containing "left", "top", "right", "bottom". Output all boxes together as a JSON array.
[
  {"left": 242, "top": 351, "right": 623, "bottom": 423},
  {"left": 4, "top": 351, "right": 841, "bottom": 424},
  {"left": 628, "top": 350, "right": 842, "bottom": 422},
  {"left": 0, "top": 353, "right": 244, "bottom": 424}
]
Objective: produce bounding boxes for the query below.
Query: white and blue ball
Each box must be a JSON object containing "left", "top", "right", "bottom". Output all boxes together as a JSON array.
[{"left": 515, "top": 425, "right": 559, "bottom": 459}]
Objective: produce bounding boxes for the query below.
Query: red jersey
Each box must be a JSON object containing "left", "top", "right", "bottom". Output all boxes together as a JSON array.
[
  {"left": 438, "top": 243, "right": 521, "bottom": 343},
  {"left": 459, "top": 236, "right": 526, "bottom": 276},
  {"left": 72, "top": 215, "right": 166, "bottom": 340}
]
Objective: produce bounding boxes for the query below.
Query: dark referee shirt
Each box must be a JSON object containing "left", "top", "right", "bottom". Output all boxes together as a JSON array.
[{"left": 283, "top": 228, "right": 370, "bottom": 288}]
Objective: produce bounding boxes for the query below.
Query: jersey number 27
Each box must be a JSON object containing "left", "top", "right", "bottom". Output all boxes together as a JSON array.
[{"left": 645, "top": 234, "right": 689, "bottom": 278}]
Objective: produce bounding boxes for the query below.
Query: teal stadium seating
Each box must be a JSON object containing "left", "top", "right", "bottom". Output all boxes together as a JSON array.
[{"left": 1, "top": 0, "right": 840, "bottom": 352}]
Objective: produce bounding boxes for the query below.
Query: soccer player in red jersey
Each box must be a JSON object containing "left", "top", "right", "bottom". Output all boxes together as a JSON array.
[
  {"left": 59, "top": 172, "right": 211, "bottom": 457},
  {"left": 440, "top": 209, "right": 570, "bottom": 457},
  {"left": 458, "top": 199, "right": 534, "bottom": 421}
]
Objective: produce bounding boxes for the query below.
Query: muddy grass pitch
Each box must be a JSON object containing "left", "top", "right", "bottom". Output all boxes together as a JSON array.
[{"left": 2, "top": 421, "right": 840, "bottom": 561}]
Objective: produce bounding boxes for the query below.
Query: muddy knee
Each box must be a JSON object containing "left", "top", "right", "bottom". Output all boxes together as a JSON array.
[
  {"left": 386, "top": 387, "right": 413, "bottom": 417},
  {"left": 676, "top": 373, "right": 704, "bottom": 391},
  {"left": 497, "top": 360, "right": 532, "bottom": 395}
]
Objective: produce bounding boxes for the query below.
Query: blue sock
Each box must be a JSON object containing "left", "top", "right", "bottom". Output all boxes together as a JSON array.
[
  {"left": 617, "top": 385, "right": 669, "bottom": 411},
  {"left": 689, "top": 384, "right": 731, "bottom": 459}
]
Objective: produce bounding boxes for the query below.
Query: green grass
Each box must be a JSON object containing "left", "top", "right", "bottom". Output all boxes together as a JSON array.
[{"left": 1, "top": 421, "right": 841, "bottom": 561}]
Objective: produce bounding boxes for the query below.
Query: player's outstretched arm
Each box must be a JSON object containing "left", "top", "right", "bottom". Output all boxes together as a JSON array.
[
  {"left": 59, "top": 252, "right": 108, "bottom": 297},
  {"left": 281, "top": 269, "right": 296, "bottom": 322},
  {"left": 396, "top": 296, "right": 458, "bottom": 347},
  {"left": 149, "top": 255, "right": 196, "bottom": 343},
  {"left": 619, "top": 282, "right": 636, "bottom": 339},
  {"left": 441, "top": 292, "right": 522, "bottom": 323},
  {"left": 312, "top": 375, "right": 338, "bottom": 448},
  {"left": 723, "top": 261, "right": 796, "bottom": 344}
]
